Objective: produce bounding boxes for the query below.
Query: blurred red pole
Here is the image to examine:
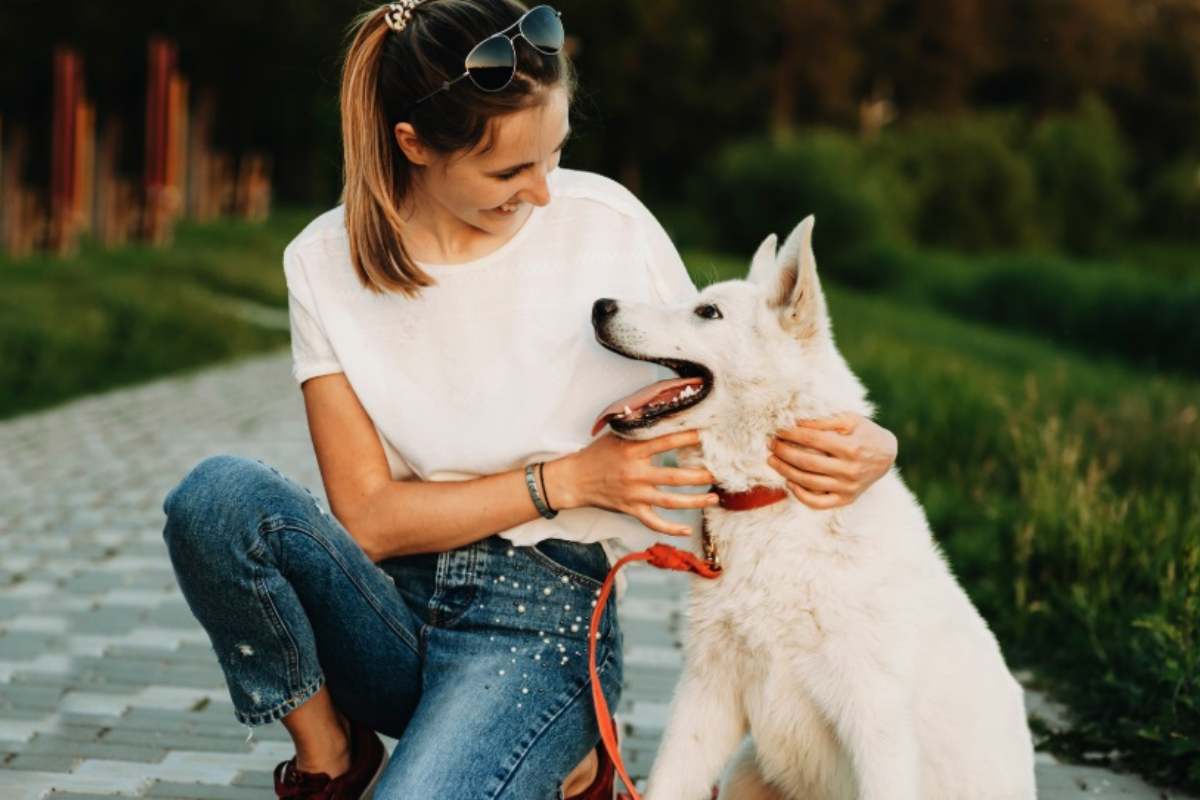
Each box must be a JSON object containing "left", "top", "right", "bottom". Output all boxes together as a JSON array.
[
  {"left": 50, "top": 46, "right": 82, "bottom": 255},
  {"left": 145, "top": 36, "right": 177, "bottom": 243}
]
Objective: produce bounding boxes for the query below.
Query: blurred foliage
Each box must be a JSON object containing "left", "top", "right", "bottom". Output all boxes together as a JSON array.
[
  {"left": 1143, "top": 157, "right": 1200, "bottom": 241},
  {"left": 688, "top": 130, "right": 892, "bottom": 262},
  {"left": 668, "top": 97, "right": 1163, "bottom": 257},
  {"left": 870, "top": 112, "right": 1040, "bottom": 251},
  {"left": 828, "top": 241, "right": 1200, "bottom": 375},
  {"left": 3, "top": 0, "right": 1199, "bottom": 217},
  {"left": 1029, "top": 95, "right": 1138, "bottom": 256}
]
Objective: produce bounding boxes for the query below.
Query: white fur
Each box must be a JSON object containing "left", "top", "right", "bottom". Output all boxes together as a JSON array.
[{"left": 597, "top": 216, "right": 1036, "bottom": 800}]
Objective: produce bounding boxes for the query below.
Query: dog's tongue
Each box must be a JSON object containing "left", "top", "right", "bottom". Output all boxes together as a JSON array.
[{"left": 591, "top": 377, "right": 705, "bottom": 436}]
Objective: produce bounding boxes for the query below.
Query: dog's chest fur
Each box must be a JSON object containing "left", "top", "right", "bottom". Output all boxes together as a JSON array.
[{"left": 688, "top": 498, "right": 898, "bottom": 657}]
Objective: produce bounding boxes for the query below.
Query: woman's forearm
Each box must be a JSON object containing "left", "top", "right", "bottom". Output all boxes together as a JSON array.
[{"left": 347, "top": 456, "right": 582, "bottom": 562}]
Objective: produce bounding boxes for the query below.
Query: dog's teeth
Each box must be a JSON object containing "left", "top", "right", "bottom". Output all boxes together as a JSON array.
[{"left": 623, "top": 405, "right": 633, "bottom": 416}]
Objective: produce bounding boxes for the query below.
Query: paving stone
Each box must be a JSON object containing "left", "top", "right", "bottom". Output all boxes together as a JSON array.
[
  {"left": 230, "top": 769, "right": 275, "bottom": 788},
  {"left": 5, "top": 752, "right": 82, "bottom": 772},
  {"left": 143, "top": 781, "right": 266, "bottom": 799},
  {"left": 0, "top": 684, "right": 66, "bottom": 711},
  {"left": 0, "top": 631, "right": 62, "bottom": 659},
  {"left": 22, "top": 733, "right": 168, "bottom": 763}
]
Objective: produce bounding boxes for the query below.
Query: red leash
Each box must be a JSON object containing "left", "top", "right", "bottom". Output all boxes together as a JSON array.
[
  {"left": 586, "top": 483, "right": 788, "bottom": 799},
  {"left": 587, "top": 543, "right": 723, "bottom": 800}
]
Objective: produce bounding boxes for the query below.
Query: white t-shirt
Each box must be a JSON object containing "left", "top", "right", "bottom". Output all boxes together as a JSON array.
[{"left": 283, "top": 167, "right": 701, "bottom": 564}]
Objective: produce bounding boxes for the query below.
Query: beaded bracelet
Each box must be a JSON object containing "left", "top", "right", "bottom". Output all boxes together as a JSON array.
[{"left": 524, "top": 462, "right": 558, "bottom": 519}]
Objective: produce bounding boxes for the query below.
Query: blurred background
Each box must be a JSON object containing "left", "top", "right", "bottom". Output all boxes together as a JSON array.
[{"left": 0, "top": 0, "right": 1197, "bottom": 793}]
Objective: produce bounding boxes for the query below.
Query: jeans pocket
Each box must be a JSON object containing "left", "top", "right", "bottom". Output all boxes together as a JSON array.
[{"left": 526, "top": 539, "right": 610, "bottom": 591}]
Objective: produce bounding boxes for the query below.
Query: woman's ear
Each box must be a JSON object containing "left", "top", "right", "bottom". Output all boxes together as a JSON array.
[{"left": 394, "top": 122, "right": 431, "bottom": 167}]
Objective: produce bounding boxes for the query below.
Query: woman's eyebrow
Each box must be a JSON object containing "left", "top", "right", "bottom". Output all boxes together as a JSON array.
[{"left": 486, "top": 128, "right": 572, "bottom": 176}]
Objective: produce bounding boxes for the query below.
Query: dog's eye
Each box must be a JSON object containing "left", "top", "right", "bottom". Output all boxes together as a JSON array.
[{"left": 694, "top": 304, "right": 723, "bottom": 320}]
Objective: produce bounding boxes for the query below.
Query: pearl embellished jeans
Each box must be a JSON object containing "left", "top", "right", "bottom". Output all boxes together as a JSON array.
[{"left": 160, "top": 454, "right": 622, "bottom": 799}]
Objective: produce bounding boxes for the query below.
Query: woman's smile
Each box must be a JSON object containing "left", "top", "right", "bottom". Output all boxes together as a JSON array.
[{"left": 489, "top": 200, "right": 522, "bottom": 215}]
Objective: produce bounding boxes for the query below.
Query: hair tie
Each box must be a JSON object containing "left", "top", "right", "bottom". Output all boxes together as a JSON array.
[{"left": 384, "top": 0, "right": 427, "bottom": 34}]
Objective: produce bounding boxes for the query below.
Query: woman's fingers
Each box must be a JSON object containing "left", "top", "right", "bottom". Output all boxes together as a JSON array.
[
  {"left": 793, "top": 412, "right": 859, "bottom": 434},
  {"left": 774, "top": 424, "right": 856, "bottom": 460},
  {"left": 768, "top": 456, "right": 854, "bottom": 495},
  {"left": 634, "top": 507, "right": 693, "bottom": 536},
  {"left": 786, "top": 481, "right": 850, "bottom": 510},
  {"left": 648, "top": 466, "right": 716, "bottom": 486},
  {"left": 639, "top": 428, "right": 703, "bottom": 457},
  {"left": 650, "top": 489, "right": 718, "bottom": 510},
  {"left": 770, "top": 440, "right": 857, "bottom": 481}
]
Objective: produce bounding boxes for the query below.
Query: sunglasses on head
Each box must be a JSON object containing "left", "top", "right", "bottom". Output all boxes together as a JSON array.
[{"left": 405, "top": 4, "right": 564, "bottom": 116}]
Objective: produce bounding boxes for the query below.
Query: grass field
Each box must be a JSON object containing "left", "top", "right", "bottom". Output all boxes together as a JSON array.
[
  {"left": 2, "top": 213, "right": 1196, "bottom": 791},
  {"left": 0, "top": 209, "right": 312, "bottom": 420}
]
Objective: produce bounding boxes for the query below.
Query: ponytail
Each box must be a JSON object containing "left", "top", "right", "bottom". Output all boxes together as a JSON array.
[{"left": 339, "top": 6, "right": 435, "bottom": 298}]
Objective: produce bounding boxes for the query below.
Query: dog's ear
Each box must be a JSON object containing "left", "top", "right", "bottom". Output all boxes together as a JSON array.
[
  {"left": 770, "top": 215, "right": 827, "bottom": 340},
  {"left": 746, "top": 233, "right": 778, "bottom": 287}
]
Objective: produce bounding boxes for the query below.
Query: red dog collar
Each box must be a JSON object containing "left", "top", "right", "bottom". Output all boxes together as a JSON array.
[{"left": 712, "top": 483, "right": 790, "bottom": 511}]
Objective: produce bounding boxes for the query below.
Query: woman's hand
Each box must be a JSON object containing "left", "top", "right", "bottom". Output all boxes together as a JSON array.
[
  {"left": 767, "top": 411, "right": 898, "bottom": 510},
  {"left": 543, "top": 429, "right": 719, "bottom": 537}
]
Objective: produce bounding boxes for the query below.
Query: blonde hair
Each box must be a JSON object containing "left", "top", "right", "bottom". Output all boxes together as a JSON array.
[{"left": 338, "top": 0, "right": 575, "bottom": 297}]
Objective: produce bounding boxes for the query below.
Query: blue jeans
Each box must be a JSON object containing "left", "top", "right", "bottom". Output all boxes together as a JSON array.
[{"left": 160, "top": 454, "right": 623, "bottom": 799}]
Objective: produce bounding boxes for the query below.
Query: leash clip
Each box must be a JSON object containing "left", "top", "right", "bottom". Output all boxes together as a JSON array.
[{"left": 700, "top": 516, "right": 722, "bottom": 572}]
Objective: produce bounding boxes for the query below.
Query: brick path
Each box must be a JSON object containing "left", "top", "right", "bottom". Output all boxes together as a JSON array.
[{"left": 0, "top": 351, "right": 1189, "bottom": 798}]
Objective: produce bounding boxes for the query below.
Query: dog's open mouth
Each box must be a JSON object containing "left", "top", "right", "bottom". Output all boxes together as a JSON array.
[{"left": 590, "top": 355, "right": 713, "bottom": 436}]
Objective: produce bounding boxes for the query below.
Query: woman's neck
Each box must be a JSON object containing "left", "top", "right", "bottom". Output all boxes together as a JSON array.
[{"left": 399, "top": 176, "right": 529, "bottom": 266}]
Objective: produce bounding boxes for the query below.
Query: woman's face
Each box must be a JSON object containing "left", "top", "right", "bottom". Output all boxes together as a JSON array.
[{"left": 401, "top": 84, "right": 571, "bottom": 236}]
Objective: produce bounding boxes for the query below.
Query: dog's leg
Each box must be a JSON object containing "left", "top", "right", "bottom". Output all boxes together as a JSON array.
[
  {"left": 643, "top": 667, "right": 748, "bottom": 800},
  {"left": 818, "top": 669, "right": 920, "bottom": 800}
]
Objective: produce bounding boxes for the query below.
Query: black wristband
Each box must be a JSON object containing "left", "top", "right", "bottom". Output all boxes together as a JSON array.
[{"left": 538, "top": 462, "right": 555, "bottom": 513}]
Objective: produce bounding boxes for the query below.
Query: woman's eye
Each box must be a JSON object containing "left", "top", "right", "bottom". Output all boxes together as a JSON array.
[
  {"left": 694, "top": 304, "right": 723, "bottom": 320},
  {"left": 496, "top": 170, "right": 521, "bottom": 181}
]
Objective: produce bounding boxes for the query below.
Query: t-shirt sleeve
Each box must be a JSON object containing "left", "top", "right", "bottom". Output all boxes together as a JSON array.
[
  {"left": 636, "top": 205, "right": 699, "bottom": 306},
  {"left": 283, "top": 244, "right": 343, "bottom": 386}
]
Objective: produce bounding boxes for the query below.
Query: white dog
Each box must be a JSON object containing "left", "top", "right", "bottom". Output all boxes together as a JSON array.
[{"left": 589, "top": 216, "right": 1036, "bottom": 800}]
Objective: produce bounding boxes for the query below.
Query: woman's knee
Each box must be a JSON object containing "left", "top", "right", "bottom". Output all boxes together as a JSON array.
[{"left": 161, "top": 454, "right": 277, "bottom": 555}]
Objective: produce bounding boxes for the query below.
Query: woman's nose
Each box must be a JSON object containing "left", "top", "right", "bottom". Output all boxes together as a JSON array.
[{"left": 520, "top": 170, "right": 552, "bottom": 207}]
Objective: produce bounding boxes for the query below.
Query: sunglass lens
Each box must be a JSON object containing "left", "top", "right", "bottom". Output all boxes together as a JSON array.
[
  {"left": 466, "top": 35, "right": 516, "bottom": 91},
  {"left": 521, "top": 6, "right": 564, "bottom": 54}
]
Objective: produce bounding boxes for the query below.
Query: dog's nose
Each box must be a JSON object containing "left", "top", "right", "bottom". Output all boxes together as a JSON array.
[{"left": 592, "top": 298, "right": 618, "bottom": 326}]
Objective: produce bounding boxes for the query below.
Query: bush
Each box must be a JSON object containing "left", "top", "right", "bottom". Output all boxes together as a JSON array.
[
  {"left": 822, "top": 238, "right": 913, "bottom": 291},
  {"left": 869, "top": 113, "right": 1040, "bottom": 251},
  {"left": 1143, "top": 157, "right": 1200, "bottom": 241},
  {"left": 1029, "top": 95, "right": 1138, "bottom": 256},
  {"left": 693, "top": 130, "right": 893, "bottom": 264},
  {"left": 928, "top": 251, "right": 1200, "bottom": 375}
]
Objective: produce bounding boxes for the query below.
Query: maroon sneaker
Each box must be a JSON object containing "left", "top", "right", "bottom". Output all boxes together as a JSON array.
[{"left": 273, "top": 717, "right": 386, "bottom": 799}]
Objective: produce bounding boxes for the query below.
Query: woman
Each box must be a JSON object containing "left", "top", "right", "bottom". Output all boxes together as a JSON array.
[{"left": 160, "top": 1, "right": 899, "bottom": 798}]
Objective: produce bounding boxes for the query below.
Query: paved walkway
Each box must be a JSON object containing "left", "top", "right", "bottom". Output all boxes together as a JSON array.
[{"left": 0, "top": 351, "right": 1188, "bottom": 798}]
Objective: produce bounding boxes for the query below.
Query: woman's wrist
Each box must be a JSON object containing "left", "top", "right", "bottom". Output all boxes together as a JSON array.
[{"left": 541, "top": 455, "right": 580, "bottom": 512}]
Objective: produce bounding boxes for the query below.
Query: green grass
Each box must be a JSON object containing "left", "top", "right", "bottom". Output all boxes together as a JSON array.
[
  {"left": 0, "top": 207, "right": 316, "bottom": 420},
  {"left": 685, "top": 248, "right": 1200, "bottom": 793}
]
